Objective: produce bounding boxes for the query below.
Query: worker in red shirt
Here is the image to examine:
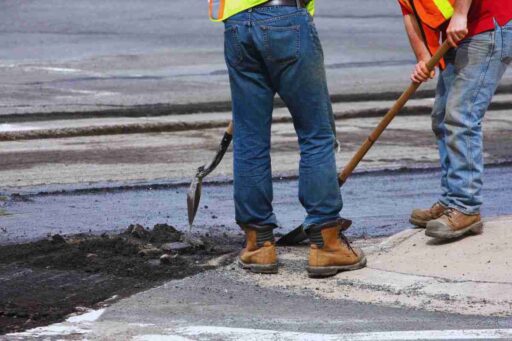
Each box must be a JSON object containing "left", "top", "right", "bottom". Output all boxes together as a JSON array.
[{"left": 401, "top": 0, "right": 512, "bottom": 240}]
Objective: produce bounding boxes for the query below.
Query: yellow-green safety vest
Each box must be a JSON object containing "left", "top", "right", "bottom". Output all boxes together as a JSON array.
[{"left": 209, "top": 0, "right": 315, "bottom": 22}]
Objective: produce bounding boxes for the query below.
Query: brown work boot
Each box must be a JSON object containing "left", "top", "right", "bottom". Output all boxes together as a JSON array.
[
  {"left": 410, "top": 202, "right": 447, "bottom": 228},
  {"left": 425, "top": 208, "right": 483, "bottom": 240},
  {"left": 238, "top": 225, "right": 278, "bottom": 274},
  {"left": 306, "top": 219, "right": 366, "bottom": 278}
]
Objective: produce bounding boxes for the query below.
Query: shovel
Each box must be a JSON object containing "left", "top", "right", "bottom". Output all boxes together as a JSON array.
[
  {"left": 277, "top": 40, "right": 452, "bottom": 246},
  {"left": 187, "top": 121, "right": 233, "bottom": 228}
]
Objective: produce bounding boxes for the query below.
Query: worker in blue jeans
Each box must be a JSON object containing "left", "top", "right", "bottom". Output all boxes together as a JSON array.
[
  {"left": 405, "top": 0, "right": 512, "bottom": 240},
  {"left": 222, "top": 1, "right": 366, "bottom": 277}
]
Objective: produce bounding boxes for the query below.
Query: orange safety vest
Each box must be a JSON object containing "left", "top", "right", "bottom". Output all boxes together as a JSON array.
[{"left": 399, "top": 0, "right": 455, "bottom": 68}]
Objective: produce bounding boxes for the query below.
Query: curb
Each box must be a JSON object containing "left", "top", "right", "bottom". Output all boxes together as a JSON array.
[
  {"left": 364, "top": 228, "right": 420, "bottom": 255},
  {"left": 3, "top": 84, "right": 512, "bottom": 124},
  {"left": 0, "top": 105, "right": 434, "bottom": 141},
  {"left": 3, "top": 98, "right": 512, "bottom": 141},
  {"left": 0, "top": 90, "right": 439, "bottom": 124}
]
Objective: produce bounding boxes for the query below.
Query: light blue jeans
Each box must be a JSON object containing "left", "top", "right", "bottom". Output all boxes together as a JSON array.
[
  {"left": 432, "top": 20, "right": 512, "bottom": 215},
  {"left": 223, "top": 6, "right": 342, "bottom": 230}
]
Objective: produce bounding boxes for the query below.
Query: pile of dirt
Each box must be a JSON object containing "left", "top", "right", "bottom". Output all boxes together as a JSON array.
[{"left": 0, "top": 224, "right": 242, "bottom": 334}]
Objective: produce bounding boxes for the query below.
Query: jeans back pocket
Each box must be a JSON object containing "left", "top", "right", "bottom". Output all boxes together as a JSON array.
[
  {"left": 224, "top": 26, "right": 243, "bottom": 67},
  {"left": 261, "top": 25, "right": 300, "bottom": 64},
  {"left": 501, "top": 24, "right": 512, "bottom": 64}
]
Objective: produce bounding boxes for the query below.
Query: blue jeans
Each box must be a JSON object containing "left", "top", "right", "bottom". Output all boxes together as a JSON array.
[
  {"left": 432, "top": 20, "right": 512, "bottom": 215},
  {"left": 224, "top": 6, "right": 342, "bottom": 229}
]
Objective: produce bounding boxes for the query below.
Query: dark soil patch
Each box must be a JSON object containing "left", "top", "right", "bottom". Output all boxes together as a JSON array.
[{"left": 0, "top": 224, "right": 242, "bottom": 335}]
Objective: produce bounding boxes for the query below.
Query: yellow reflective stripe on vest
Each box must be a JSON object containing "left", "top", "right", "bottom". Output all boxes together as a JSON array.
[
  {"left": 306, "top": 0, "right": 315, "bottom": 16},
  {"left": 433, "top": 0, "right": 453, "bottom": 19},
  {"left": 209, "top": 0, "right": 315, "bottom": 22}
]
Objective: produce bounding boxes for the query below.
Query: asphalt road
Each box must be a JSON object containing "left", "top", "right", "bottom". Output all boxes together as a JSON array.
[
  {"left": 2, "top": 166, "right": 512, "bottom": 338},
  {"left": 89, "top": 269, "right": 512, "bottom": 338},
  {"left": 1, "top": 165, "right": 512, "bottom": 245},
  {"left": 2, "top": 0, "right": 512, "bottom": 115}
]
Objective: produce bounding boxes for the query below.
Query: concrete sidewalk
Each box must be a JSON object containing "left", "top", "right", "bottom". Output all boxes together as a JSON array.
[
  {"left": 7, "top": 216, "right": 512, "bottom": 340},
  {"left": 261, "top": 216, "right": 512, "bottom": 316}
]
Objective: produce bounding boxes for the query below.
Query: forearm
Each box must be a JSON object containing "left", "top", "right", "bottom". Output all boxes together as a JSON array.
[
  {"left": 403, "top": 14, "right": 431, "bottom": 62},
  {"left": 446, "top": 0, "right": 472, "bottom": 46},
  {"left": 454, "top": 0, "right": 472, "bottom": 16}
]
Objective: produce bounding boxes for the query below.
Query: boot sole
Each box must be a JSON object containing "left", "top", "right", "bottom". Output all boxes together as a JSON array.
[
  {"left": 238, "top": 259, "right": 278, "bottom": 274},
  {"left": 425, "top": 221, "right": 484, "bottom": 240},
  {"left": 409, "top": 218, "right": 428, "bottom": 228},
  {"left": 307, "top": 256, "right": 367, "bottom": 278}
]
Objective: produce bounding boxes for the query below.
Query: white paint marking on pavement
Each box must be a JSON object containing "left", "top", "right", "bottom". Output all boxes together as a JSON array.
[
  {"left": 66, "top": 308, "right": 105, "bottom": 323},
  {"left": 0, "top": 124, "right": 39, "bottom": 132},
  {"left": 134, "top": 335, "right": 194, "bottom": 341},
  {"left": 167, "top": 326, "right": 512, "bottom": 340},
  {"left": 6, "top": 325, "right": 89, "bottom": 337},
  {"left": 6, "top": 308, "right": 105, "bottom": 338},
  {"left": 64, "top": 89, "right": 118, "bottom": 96},
  {"left": 25, "top": 66, "right": 83, "bottom": 73}
]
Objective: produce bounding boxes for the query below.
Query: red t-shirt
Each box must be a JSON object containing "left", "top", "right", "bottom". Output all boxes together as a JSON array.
[
  {"left": 468, "top": 1, "right": 512, "bottom": 36},
  {"left": 400, "top": 1, "right": 512, "bottom": 37}
]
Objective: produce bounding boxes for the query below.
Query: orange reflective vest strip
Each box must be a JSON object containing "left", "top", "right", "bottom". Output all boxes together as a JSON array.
[
  {"left": 398, "top": 0, "right": 447, "bottom": 69},
  {"left": 399, "top": 0, "right": 454, "bottom": 29},
  {"left": 209, "top": 0, "right": 226, "bottom": 21}
]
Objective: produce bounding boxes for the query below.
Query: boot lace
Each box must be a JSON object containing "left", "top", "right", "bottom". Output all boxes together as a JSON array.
[
  {"left": 338, "top": 230, "right": 357, "bottom": 256},
  {"left": 443, "top": 207, "right": 455, "bottom": 219}
]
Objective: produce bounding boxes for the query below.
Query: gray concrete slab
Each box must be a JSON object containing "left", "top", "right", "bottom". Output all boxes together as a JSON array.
[{"left": 0, "top": 108, "right": 511, "bottom": 189}]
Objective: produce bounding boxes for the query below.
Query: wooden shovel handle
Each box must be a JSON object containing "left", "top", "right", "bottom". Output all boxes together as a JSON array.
[
  {"left": 338, "top": 40, "right": 452, "bottom": 185},
  {"left": 226, "top": 121, "right": 234, "bottom": 135}
]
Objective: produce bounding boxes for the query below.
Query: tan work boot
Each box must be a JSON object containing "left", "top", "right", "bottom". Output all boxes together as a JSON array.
[
  {"left": 410, "top": 202, "right": 447, "bottom": 228},
  {"left": 238, "top": 226, "right": 278, "bottom": 274},
  {"left": 425, "top": 208, "right": 483, "bottom": 240},
  {"left": 306, "top": 219, "right": 366, "bottom": 278}
]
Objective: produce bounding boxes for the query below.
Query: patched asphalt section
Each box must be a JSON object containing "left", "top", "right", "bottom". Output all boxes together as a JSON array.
[
  {"left": 0, "top": 225, "right": 241, "bottom": 334},
  {"left": 85, "top": 268, "right": 512, "bottom": 338},
  {"left": 2, "top": 165, "right": 512, "bottom": 246}
]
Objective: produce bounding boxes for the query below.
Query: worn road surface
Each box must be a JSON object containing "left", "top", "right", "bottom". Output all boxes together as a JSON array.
[
  {"left": 2, "top": 165, "right": 512, "bottom": 245},
  {"left": 5, "top": 217, "right": 512, "bottom": 339},
  {"left": 2, "top": 0, "right": 512, "bottom": 116},
  {"left": 1, "top": 1, "right": 512, "bottom": 337}
]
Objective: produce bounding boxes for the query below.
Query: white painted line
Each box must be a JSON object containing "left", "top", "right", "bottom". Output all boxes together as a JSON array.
[
  {"left": 24, "top": 66, "right": 83, "bottom": 73},
  {"left": 6, "top": 325, "right": 89, "bottom": 338},
  {"left": 6, "top": 308, "right": 104, "bottom": 338},
  {"left": 0, "top": 124, "right": 40, "bottom": 132},
  {"left": 66, "top": 308, "right": 105, "bottom": 323},
  {"left": 135, "top": 335, "right": 194, "bottom": 341},
  {"left": 168, "top": 326, "right": 512, "bottom": 340}
]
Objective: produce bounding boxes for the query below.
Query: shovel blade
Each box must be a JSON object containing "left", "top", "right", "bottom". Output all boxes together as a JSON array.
[
  {"left": 276, "top": 218, "right": 353, "bottom": 246},
  {"left": 276, "top": 225, "right": 307, "bottom": 246},
  {"left": 187, "top": 176, "right": 203, "bottom": 228}
]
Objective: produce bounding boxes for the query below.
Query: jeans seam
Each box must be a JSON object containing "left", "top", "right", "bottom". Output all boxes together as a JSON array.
[
  {"left": 463, "top": 31, "right": 495, "bottom": 207},
  {"left": 225, "top": 26, "right": 243, "bottom": 67},
  {"left": 226, "top": 11, "right": 306, "bottom": 25},
  {"left": 253, "top": 11, "right": 305, "bottom": 24}
]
